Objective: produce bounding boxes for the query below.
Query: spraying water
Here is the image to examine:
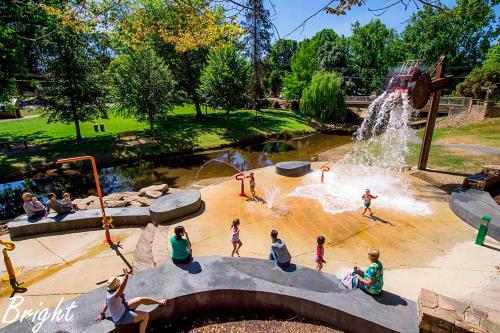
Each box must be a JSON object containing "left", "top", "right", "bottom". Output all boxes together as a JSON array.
[
  {"left": 264, "top": 184, "right": 280, "bottom": 209},
  {"left": 193, "top": 159, "right": 242, "bottom": 182},
  {"left": 290, "top": 90, "right": 432, "bottom": 216}
]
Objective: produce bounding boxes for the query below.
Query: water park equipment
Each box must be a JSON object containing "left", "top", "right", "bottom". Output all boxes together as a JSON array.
[
  {"left": 235, "top": 172, "right": 246, "bottom": 197},
  {"left": 56, "top": 156, "right": 114, "bottom": 244},
  {"left": 475, "top": 215, "right": 492, "bottom": 246},
  {"left": 1, "top": 240, "right": 18, "bottom": 283}
]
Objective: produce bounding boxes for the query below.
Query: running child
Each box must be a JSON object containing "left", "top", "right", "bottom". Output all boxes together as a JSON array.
[
  {"left": 230, "top": 219, "right": 243, "bottom": 257},
  {"left": 361, "top": 189, "right": 378, "bottom": 216},
  {"left": 316, "top": 236, "right": 327, "bottom": 271}
]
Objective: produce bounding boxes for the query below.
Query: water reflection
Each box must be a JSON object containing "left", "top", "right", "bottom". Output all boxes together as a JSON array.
[{"left": 0, "top": 133, "right": 350, "bottom": 220}]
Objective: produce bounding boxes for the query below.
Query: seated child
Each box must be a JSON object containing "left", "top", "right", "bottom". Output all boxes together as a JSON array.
[
  {"left": 31, "top": 196, "right": 45, "bottom": 210},
  {"left": 61, "top": 192, "right": 80, "bottom": 211}
]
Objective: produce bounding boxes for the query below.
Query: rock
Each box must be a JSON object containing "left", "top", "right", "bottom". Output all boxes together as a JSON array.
[
  {"left": 77, "top": 196, "right": 98, "bottom": 210},
  {"left": 144, "top": 190, "right": 162, "bottom": 199},
  {"left": 123, "top": 194, "right": 140, "bottom": 203},
  {"left": 87, "top": 201, "right": 101, "bottom": 210},
  {"left": 135, "top": 196, "right": 153, "bottom": 206},
  {"left": 138, "top": 184, "right": 168, "bottom": 197},
  {"left": 129, "top": 201, "right": 142, "bottom": 207},
  {"left": 105, "top": 200, "right": 127, "bottom": 208},
  {"left": 103, "top": 193, "right": 124, "bottom": 202}
]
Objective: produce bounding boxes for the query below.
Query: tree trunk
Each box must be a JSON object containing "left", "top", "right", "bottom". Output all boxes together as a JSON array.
[
  {"left": 183, "top": 53, "right": 203, "bottom": 118},
  {"left": 68, "top": 75, "right": 82, "bottom": 141},
  {"left": 73, "top": 113, "right": 82, "bottom": 141},
  {"left": 149, "top": 111, "right": 155, "bottom": 138}
]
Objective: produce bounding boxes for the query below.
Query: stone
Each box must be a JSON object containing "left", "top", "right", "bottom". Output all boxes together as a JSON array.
[
  {"left": 149, "top": 189, "right": 201, "bottom": 224},
  {"left": 144, "top": 190, "right": 163, "bottom": 199},
  {"left": 420, "top": 289, "right": 439, "bottom": 309},
  {"left": 138, "top": 184, "right": 169, "bottom": 197},
  {"left": 105, "top": 200, "right": 127, "bottom": 208},
  {"left": 103, "top": 193, "right": 124, "bottom": 201},
  {"left": 129, "top": 201, "right": 142, "bottom": 207},
  {"left": 122, "top": 193, "right": 140, "bottom": 203},
  {"left": 87, "top": 201, "right": 101, "bottom": 210},
  {"left": 275, "top": 161, "right": 311, "bottom": 177},
  {"left": 135, "top": 196, "right": 153, "bottom": 206}
]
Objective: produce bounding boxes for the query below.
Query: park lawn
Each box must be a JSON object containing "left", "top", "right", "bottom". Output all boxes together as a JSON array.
[
  {"left": 415, "top": 118, "right": 500, "bottom": 148},
  {"left": 0, "top": 106, "right": 314, "bottom": 180},
  {"left": 406, "top": 142, "right": 500, "bottom": 174}
]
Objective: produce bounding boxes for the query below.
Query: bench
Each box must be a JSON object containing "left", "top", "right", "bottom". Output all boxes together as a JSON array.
[{"left": 1, "top": 256, "right": 417, "bottom": 333}]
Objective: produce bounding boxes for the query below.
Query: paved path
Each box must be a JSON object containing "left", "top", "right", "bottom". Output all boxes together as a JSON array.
[
  {"left": 408, "top": 129, "right": 500, "bottom": 154},
  {"left": 0, "top": 114, "right": 40, "bottom": 122}
]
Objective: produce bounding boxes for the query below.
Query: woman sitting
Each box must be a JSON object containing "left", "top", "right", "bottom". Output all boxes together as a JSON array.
[
  {"left": 21, "top": 192, "right": 46, "bottom": 219},
  {"left": 170, "top": 226, "right": 192, "bottom": 264},
  {"left": 355, "top": 248, "right": 384, "bottom": 295}
]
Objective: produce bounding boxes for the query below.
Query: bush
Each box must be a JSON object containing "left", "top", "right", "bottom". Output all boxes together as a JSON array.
[{"left": 299, "top": 71, "right": 347, "bottom": 123}]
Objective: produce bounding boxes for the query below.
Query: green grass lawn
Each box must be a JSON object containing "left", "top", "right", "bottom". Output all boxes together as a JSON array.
[
  {"left": 0, "top": 106, "right": 314, "bottom": 180},
  {"left": 415, "top": 118, "right": 500, "bottom": 147}
]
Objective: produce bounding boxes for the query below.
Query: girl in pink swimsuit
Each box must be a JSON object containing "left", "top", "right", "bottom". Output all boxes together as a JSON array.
[{"left": 230, "top": 219, "right": 243, "bottom": 257}]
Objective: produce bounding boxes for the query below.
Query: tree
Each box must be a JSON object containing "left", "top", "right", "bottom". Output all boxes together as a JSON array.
[
  {"left": 300, "top": 71, "right": 347, "bottom": 123},
  {"left": 455, "top": 44, "right": 499, "bottom": 101},
  {"left": 242, "top": 0, "right": 272, "bottom": 112},
  {"left": 283, "top": 29, "right": 344, "bottom": 99},
  {"left": 40, "top": 26, "right": 105, "bottom": 141},
  {"left": 111, "top": 48, "right": 176, "bottom": 137},
  {"left": 266, "top": 39, "right": 298, "bottom": 97},
  {"left": 198, "top": 47, "right": 251, "bottom": 116},
  {"left": 349, "top": 19, "right": 404, "bottom": 94},
  {"left": 402, "top": 0, "right": 497, "bottom": 80}
]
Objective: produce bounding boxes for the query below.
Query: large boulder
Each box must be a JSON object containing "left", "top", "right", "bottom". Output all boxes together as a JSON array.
[
  {"left": 144, "top": 190, "right": 163, "bottom": 199},
  {"left": 75, "top": 196, "right": 99, "bottom": 210},
  {"left": 138, "top": 184, "right": 168, "bottom": 197}
]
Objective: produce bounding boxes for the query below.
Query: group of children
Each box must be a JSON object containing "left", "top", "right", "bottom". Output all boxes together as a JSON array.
[{"left": 229, "top": 188, "right": 378, "bottom": 271}]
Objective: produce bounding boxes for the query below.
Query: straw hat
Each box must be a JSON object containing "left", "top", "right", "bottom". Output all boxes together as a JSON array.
[{"left": 107, "top": 276, "right": 124, "bottom": 291}]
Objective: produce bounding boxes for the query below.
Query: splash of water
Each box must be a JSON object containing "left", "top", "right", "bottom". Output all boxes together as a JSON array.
[
  {"left": 264, "top": 184, "right": 280, "bottom": 209},
  {"left": 193, "top": 159, "right": 242, "bottom": 182},
  {"left": 290, "top": 91, "right": 432, "bottom": 216}
]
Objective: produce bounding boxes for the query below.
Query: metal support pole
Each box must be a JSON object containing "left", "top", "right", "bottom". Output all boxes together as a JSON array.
[
  {"left": 56, "top": 156, "right": 113, "bottom": 244},
  {"left": 418, "top": 56, "right": 447, "bottom": 170}
]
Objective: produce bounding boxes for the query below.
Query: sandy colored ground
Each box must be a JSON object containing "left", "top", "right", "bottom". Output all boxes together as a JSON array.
[
  {"left": 164, "top": 163, "right": 500, "bottom": 303},
  {"left": 0, "top": 162, "right": 499, "bottom": 329}
]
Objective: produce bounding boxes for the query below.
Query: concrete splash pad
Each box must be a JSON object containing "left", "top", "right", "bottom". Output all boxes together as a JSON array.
[{"left": 0, "top": 256, "right": 417, "bottom": 333}]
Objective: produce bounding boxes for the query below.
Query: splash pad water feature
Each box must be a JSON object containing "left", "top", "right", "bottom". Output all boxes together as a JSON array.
[{"left": 290, "top": 62, "right": 443, "bottom": 217}]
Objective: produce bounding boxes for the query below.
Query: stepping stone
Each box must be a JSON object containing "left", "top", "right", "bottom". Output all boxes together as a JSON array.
[
  {"left": 275, "top": 161, "right": 311, "bottom": 177},
  {"left": 149, "top": 189, "right": 202, "bottom": 224}
]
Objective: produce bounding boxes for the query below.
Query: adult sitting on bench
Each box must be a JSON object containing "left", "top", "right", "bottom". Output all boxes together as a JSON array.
[{"left": 21, "top": 192, "right": 46, "bottom": 220}]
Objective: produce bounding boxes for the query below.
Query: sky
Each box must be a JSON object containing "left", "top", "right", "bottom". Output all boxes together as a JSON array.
[{"left": 263, "top": 0, "right": 499, "bottom": 41}]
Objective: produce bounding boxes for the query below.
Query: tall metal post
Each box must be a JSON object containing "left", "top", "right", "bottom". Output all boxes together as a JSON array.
[{"left": 418, "top": 56, "right": 447, "bottom": 170}]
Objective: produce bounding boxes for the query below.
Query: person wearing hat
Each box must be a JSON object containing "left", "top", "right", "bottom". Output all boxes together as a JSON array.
[{"left": 96, "top": 267, "right": 167, "bottom": 332}]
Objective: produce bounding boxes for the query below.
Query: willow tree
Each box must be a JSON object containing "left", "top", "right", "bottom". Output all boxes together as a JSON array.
[{"left": 300, "top": 71, "right": 347, "bottom": 123}]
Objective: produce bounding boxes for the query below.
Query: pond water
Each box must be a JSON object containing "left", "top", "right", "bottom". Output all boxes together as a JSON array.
[{"left": 0, "top": 133, "right": 351, "bottom": 220}]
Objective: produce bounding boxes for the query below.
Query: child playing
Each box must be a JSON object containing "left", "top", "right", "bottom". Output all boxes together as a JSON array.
[
  {"left": 31, "top": 196, "right": 44, "bottom": 209},
  {"left": 361, "top": 189, "right": 378, "bottom": 216},
  {"left": 246, "top": 172, "right": 256, "bottom": 197},
  {"left": 230, "top": 219, "right": 243, "bottom": 257},
  {"left": 61, "top": 192, "right": 80, "bottom": 211},
  {"left": 316, "top": 236, "right": 327, "bottom": 271}
]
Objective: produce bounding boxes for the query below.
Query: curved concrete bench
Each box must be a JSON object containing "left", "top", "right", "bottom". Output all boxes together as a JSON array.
[
  {"left": 149, "top": 189, "right": 201, "bottom": 224},
  {"left": 450, "top": 187, "right": 500, "bottom": 241},
  {"left": 1, "top": 256, "right": 417, "bottom": 333},
  {"left": 275, "top": 161, "right": 311, "bottom": 177},
  {"left": 7, "top": 190, "right": 202, "bottom": 240}
]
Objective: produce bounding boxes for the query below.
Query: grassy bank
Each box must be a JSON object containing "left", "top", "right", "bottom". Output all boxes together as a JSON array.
[
  {"left": 415, "top": 118, "right": 500, "bottom": 147},
  {"left": 406, "top": 142, "right": 500, "bottom": 174},
  {"left": 0, "top": 106, "right": 315, "bottom": 181}
]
